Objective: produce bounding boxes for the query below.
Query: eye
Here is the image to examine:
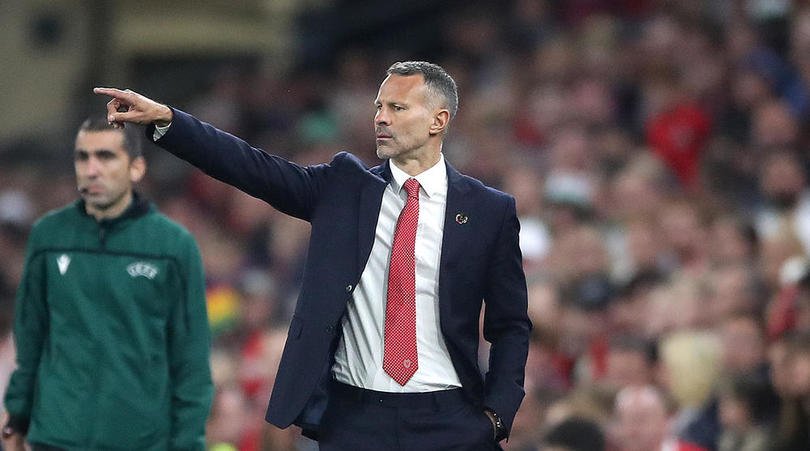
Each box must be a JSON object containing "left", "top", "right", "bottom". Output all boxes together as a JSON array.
[{"left": 393, "top": 105, "right": 405, "bottom": 111}]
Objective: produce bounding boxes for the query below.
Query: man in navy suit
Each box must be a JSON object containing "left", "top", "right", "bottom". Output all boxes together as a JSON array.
[{"left": 95, "top": 61, "right": 531, "bottom": 450}]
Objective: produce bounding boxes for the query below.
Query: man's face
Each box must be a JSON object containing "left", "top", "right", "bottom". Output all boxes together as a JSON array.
[
  {"left": 761, "top": 155, "right": 805, "bottom": 210},
  {"left": 373, "top": 74, "right": 436, "bottom": 161},
  {"left": 606, "top": 349, "right": 651, "bottom": 388},
  {"left": 614, "top": 390, "right": 669, "bottom": 451},
  {"left": 74, "top": 130, "right": 142, "bottom": 216},
  {"left": 788, "top": 350, "right": 810, "bottom": 396},
  {"left": 721, "top": 317, "right": 764, "bottom": 373}
]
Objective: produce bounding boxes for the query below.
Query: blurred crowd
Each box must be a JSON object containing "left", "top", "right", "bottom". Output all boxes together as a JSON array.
[{"left": 4, "top": 1, "right": 810, "bottom": 450}]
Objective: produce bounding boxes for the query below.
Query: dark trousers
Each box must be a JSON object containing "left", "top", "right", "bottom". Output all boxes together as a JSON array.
[{"left": 319, "top": 381, "right": 502, "bottom": 451}]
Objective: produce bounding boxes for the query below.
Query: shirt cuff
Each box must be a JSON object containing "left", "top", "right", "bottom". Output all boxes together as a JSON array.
[{"left": 153, "top": 123, "right": 171, "bottom": 141}]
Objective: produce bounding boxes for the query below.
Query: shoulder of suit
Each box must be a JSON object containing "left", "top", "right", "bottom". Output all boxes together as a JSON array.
[
  {"left": 328, "top": 151, "right": 386, "bottom": 178},
  {"left": 455, "top": 172, "right": 514, "bottom": 202},
  {"left": 329, "top": 151, "right": 366, "bottom": 167}
]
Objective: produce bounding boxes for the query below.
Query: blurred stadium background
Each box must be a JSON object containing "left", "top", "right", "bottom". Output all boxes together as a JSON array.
[{"left": 3, "top": 1, "right": 810, "bottom": 450}]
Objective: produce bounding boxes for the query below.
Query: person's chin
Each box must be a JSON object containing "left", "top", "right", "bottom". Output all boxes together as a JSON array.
[
  {"left": 83, "top": 195, "right": 109, "bottom": 208},
  {"left": 376, "top": 146, "right": 394, "bottom": 159}
]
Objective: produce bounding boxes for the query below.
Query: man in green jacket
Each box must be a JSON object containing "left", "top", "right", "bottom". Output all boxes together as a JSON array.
[{"left": 2, "top": 118, "right": 213, "bottom": 451}]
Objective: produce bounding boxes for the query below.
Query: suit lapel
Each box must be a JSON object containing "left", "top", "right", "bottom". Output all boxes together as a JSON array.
[
  {"left": 439, "top": 162, "right": 472, "bottom": 308},
  {"left": 357, "top": 162, "right": 390, "bottom": 277}
]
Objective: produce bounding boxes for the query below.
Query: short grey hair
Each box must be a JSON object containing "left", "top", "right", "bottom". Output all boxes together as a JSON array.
[{"left": 386, "top": 61, "right": 459, "bottom": 119}]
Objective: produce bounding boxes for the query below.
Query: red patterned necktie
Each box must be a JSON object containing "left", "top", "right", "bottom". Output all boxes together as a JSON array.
[{"left": 383, "top": 177, "right": 420, "bottom": 385}]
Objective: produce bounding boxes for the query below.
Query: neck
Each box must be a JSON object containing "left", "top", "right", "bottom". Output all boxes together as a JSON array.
[
  {"left": 391, "top": 142, "right": 442, "bottom": 176},
  {"left": 86, "top": 191, "right": 133, "bottom": 221}
]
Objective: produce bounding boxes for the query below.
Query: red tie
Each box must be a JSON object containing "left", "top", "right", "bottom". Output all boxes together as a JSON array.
[{"left": 384, "top": 177, "right": 420, "bottom": 385}]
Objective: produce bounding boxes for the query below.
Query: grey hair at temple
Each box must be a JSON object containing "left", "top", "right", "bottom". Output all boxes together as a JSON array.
[{"left": 386, "top": 61, "right": 459, "bottom": 120}]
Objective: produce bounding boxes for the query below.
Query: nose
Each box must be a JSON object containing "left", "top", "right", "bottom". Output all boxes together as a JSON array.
[
  {"left": 85, "top": 156, "right": 101, "bottom": 177},
  {"left": 375, "top": 107, "right": 389, "bottom": 126}
]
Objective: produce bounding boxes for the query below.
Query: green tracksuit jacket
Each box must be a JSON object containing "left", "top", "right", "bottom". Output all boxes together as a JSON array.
[{"left": 4, "top": 195, "right": 213, "bottom": 450}]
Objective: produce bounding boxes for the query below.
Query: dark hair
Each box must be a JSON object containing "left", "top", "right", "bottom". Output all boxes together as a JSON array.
[
  {"left": 544, "top": 416, "right": 606, "bottom": 451},
  {"left": 619, "top": 269, "right": 666, "bottom": 300},
  {"left": 77, "top": 117, "right": 143, "bottom": 159},
  {"left": 609, "top": 334, "right": 659, "bottom": 365},
  {"left": 386, "top": 61, "right": 459, "bottom": 119},
  {"left": 717, "top": 372, "right": 778, "bottom": 424}
]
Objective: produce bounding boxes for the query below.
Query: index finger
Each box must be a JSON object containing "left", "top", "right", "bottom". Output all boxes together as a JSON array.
[{"left": 93, "top": 87, "right": 134, "bottom": 101}]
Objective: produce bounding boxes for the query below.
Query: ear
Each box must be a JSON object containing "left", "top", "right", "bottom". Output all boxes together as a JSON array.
[
  {"left": 129, "top": 155, "right": 146, "bottom": 183},
  {"left": 429, "top": 109, "right": 450, "bottom": 135}
]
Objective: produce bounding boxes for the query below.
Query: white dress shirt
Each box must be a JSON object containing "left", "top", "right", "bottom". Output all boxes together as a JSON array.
[{"left": 331, "top": 154, "right": 462, "bottom": 392}]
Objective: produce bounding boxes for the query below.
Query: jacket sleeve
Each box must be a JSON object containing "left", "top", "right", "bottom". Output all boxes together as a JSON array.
[
  {"left": 3, "top": 229, "right": 47, "bottom": 435},
  {"left": 167, "top": 234, "right": 213, "bottom": 451},
  {"left": 481, "top": 195, "right": 531, "bottom": 436},
  {"left": 147, "top": 108, "right": 330, "bottom": 222}
]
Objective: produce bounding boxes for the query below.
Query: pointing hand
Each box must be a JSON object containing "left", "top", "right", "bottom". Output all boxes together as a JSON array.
[{"left": 93, "top": 87, "right": 173, "bottom": 128}]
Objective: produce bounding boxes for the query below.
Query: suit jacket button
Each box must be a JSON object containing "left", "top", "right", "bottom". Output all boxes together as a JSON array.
[{"left": 345, "top": 284, "right": 353, "bottom": 292}]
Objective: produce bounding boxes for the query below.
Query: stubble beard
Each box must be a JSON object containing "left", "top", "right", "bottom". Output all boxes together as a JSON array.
[
  {"left": 376, "top": 143, "right": 396, "bottom": 160},
  {"left": 83, "top": 187, "right": 128, "bottom": 212}
]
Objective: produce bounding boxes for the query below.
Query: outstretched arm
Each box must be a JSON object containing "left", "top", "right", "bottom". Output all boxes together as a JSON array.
[
  {"left": 93, "top": 87, "right": 330, "bottom": 221},
  {"left": 93, "top": 87, "right": 174, "bottom": 127}
]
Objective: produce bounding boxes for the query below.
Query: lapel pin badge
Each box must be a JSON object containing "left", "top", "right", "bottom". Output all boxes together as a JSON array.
[{"left": 455, "top": 213, "right": 468, "bottom": 224}]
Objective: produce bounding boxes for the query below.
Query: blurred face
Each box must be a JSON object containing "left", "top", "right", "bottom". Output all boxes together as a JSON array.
[
  {"left": 718, "top": 395, "right": 751, "bottom": 430},
  {"left": 607, "top": 349, "right": 651, "bottom": 388},
  {"left": 761, "top": 155, "right": 805, "bottom": 209},
  {"left": 610, "top": 298, "right": 647, "bottom": 334},
  {"left": 660, "top": 204, "right": 704, "bottom": 256},
  {"left": 614, "top": 388, "right": 670, "bottom": 451},
  {"left": 74, "top": 130, "right": 144, "bottom": 219},
  {"left": 788, "top": 351, "right": 810, "bottom": 396},
  {"left": 710, "top": 219, "right": 752, "bottom": 264},
  {"left": 612, "top": 172, "right": 661, "bottom": 220},
  {"left": 709, "top": 268, "right": 751, "bottom": 322},
  {"left": 627, "top": 221, "right": 659, "bottom": 271},
  {"left": 374, "top": 74, "right": 438, "bottom": 162},
  {"left": 731, "top": 71, "right": 771, "bottom": 109},
  {"left": 571, "top": 227, "right": 608, "bottom": 275},
  {"left": 721, "top": 318, "right": 764, "bottom": 373},
  {"left": 504, "top": 166, "right": 543, "bottom": 216},
  {"left": 527, "top": 281, "right": 560, "bottom": 334},
  {"left": 752, "top": 102, "right": 798, "bottom": 149}
]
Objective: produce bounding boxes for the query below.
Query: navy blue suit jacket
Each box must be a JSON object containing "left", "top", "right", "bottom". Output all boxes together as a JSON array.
[{"left": 150, "top": 109, "right": 531, "bottom": 436}]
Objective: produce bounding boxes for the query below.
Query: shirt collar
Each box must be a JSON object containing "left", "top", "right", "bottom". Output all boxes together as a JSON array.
[{"left": 389, "top": 154, "right": 447, "bottom": 199}]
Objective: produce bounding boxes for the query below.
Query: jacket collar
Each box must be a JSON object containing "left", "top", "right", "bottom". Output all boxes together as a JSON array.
[
  {"left": 373, "top": 155, "right": 467, "bottom": 192},
  {"left": 388, "top": 154, "right": 447, "bottom": 199},
  {"left": 77, "top": 191, "right": 152, "bottom": 225}
]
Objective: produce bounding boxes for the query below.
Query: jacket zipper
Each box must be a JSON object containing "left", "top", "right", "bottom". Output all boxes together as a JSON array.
[{"left": 98, "top": 223, "right": 107, "bottom": 248}]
